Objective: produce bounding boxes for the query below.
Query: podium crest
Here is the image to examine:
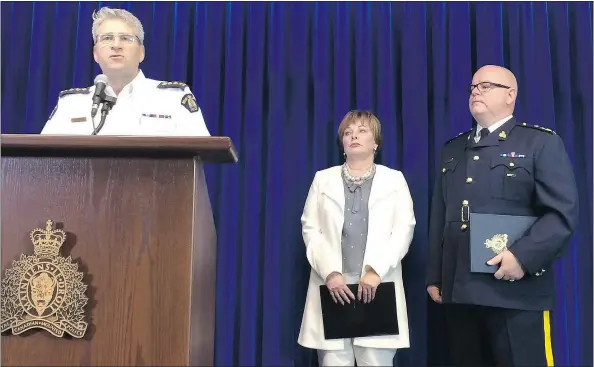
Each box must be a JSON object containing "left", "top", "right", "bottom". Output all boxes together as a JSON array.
[{"left": 1, "top": 220, "right": 88, "bottom": 338}]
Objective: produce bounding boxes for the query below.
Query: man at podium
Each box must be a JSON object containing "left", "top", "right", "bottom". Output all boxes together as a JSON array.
[{"left": 40, "top": 7, "right": 210, "bottom": 137}]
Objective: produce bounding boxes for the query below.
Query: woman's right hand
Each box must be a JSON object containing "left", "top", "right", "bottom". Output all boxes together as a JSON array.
[{"left": 326, "top": 272, "right": 356, "bottom": 305}]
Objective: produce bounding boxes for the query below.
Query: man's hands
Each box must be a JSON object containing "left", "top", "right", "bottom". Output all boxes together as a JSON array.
[
  {"left": 427, "top": 285, "right": 442, "bottom": 303},
  {"left": 425, "top": 252, "right": 524, "bottom": 306},
  {"left": 358, "top": 268, "right": 381, "bottom": 303},
  {"left": 326, "top": 272, "right": 355, "bottom": 305},
  {"left": 487, "top": 250, "right": 525, "bottom": 281}
]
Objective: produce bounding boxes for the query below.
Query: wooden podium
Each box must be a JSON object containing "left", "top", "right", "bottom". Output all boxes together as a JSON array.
[{"left": 0, "top": 134, "right": 238, "bottom": 366}]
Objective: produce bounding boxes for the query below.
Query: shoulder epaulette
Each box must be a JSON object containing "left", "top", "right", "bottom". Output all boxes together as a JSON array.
[
  {"left": 157, "top": 81, "right": 188, "bottom": 91},
  {"left": 445, "top": 129, "right": 472, "bottom": 145},
  {"left": 517, "top": 122, "right": 556, "bottom": 135},
  {"left": 59, "top": 87, "right": 91, "bottom": 98}
]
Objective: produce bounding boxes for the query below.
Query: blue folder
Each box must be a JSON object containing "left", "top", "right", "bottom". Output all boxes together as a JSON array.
[{"left": 469, "top": 213, "right": 537, "bottom": 273}]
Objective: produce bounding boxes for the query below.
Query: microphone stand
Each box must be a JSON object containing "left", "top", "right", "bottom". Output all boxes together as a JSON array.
[{"left": 91, "top": 95, "right": 117, "bottom": 136}]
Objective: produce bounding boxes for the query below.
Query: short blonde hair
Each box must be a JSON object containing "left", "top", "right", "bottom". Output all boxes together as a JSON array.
[
  {"left": 336, "top": 110, "right": 383, "bottom": 151},
  {"left": 92, "top": 7, "right": 145, "bottom": 45}
]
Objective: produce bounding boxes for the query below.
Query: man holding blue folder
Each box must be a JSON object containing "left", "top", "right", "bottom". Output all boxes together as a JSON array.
[{"left": 426, "top": 65, "right": 579, "bottom": 366}]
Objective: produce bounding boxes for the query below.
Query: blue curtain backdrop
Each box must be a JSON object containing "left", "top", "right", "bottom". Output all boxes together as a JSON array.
[{"left": 2, "top": 1, "right": 592, "bottom": 366}]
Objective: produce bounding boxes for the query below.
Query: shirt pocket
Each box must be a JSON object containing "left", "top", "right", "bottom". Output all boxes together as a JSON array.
[
  {"left": 441, "top": 157, "right": 459, "bottom": 174},
  {"left": 441, "top": 157, "right": 459, "bottom": 199},
  {"left": 489, "top": 156, "right": 534, "bottom": 201},
  {"left": 139, "top": 115, "right": 178, "bottom": 134}
]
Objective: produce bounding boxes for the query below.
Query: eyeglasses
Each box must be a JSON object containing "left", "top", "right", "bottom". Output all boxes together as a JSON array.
[
  {"left": 469, "top": 82, "right": 510, "bottom": 94},
  {"left": 96, "top": 33, "right": 141, "bottom": 46}
]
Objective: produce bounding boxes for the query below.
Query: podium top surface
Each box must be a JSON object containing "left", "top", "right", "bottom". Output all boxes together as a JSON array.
[{"left": 1, "top": 134, "right": 238, "bottom": 163}]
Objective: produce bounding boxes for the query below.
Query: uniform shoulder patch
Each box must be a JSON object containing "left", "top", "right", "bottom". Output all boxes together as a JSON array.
[
  {"left": 517, "top": 122, "right": 556, "bottom": 135},
  {"left": 445, "top": 129, "right": 472, "bottom": 145},
  {"left": 157, "top": 81, "right": 188, "bottom": 91},
  {"left": 181, "top": 93, "right": 199, "bottom": 113},
  {"left": 59, "top": 87, "right": 91, "bottom": 98}
]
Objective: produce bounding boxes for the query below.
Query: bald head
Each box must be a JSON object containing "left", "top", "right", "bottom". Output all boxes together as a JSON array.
[
  {"left": 475, "top": 65, "right": 518, "bottom": 91},
  {"left": 469, "top": 65, "right": 518, "bottom": 127}
]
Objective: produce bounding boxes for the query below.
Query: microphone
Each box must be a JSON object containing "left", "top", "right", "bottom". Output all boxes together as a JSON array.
[
  {"left": 91, "top": 74, "right": 109, "bottom": 118},
  {"left": 91, "top": 85, "right": 117, "bottom": 136}
]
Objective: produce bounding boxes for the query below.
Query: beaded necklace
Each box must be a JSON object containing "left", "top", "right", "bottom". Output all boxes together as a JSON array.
[{"left": 341, "top": 162, "right": 376, "bottom": 185}]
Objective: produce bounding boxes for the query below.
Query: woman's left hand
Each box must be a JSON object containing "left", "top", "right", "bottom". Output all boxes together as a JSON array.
[{"left": 358, "top": 269, "right": 381, "bottom": 303}]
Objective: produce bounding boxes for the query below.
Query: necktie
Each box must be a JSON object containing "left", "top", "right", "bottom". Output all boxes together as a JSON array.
[
  {"left": 480, "top": 128, "right": 490, "bottom": 139},
  {"left": 475, "top": 128, "right": 490, "bottom": 143}
]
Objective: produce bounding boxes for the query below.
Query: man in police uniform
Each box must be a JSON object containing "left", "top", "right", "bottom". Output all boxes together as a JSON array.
[
  {"left": 41, "top": 7, "right": 210, "bottom": 136},
  {"left": 426, "top": 65, "right": 579, "bottom": 366}
]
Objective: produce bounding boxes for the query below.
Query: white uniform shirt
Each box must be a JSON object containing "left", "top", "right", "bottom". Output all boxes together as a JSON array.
[{"left": 41, "top": 70, "right": 210, "bottom": 136}]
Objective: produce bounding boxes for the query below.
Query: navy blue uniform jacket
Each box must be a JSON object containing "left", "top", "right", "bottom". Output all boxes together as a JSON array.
[{"left": 426, "top": 118, "right": 579, "bottom": 310}]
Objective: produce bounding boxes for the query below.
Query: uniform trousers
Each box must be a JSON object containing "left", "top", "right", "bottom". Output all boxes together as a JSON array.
[
  {"left": 444, "top": 303, "right": 554, "bottom": 367},
  {"left": 317, "top": 273, "right": 397, "bottom": 367}
]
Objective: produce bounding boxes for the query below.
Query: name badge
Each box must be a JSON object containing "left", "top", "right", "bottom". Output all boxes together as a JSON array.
[{"left": 141, "top": 113, "right": 172, "bottom": 119}]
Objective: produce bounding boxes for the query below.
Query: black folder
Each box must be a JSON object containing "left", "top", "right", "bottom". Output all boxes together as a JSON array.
[
  {"left": 469, "top": 213, "right": 537, "bottom": 273},
  {"left": 319, "top": 281, "right": 398, "bottom": 339}
]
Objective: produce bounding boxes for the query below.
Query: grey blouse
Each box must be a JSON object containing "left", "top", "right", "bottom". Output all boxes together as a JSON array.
[{"left": 341, "top": 175, "right": 374, "bottom": 274}]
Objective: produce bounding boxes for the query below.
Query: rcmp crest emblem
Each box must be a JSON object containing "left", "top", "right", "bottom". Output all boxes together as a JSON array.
[
  {"left": 181, "top": 93, "right": 199, "bottom": 113},
  {"left": 1, "top": 220, "right": 88, "bottom": 338},
  {"left": 485, "top": 233, "right": 508, "bottom": 254}
]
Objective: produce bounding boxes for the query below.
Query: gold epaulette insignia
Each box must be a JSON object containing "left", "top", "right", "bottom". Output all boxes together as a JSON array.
[
  {"left": 445, "top": 129, "right": 472, "bottom": 145},
  {"left": 157, "top": 81, "right": 188, "bottom": 91},
  {"left": 1, "top": 220, "right": 89, "bottom": 338},
  {"left": 59, "top": 87, "right": 91, "bottom": 98},
  {"left": 519, "top": 122, "right": 556, "bottom": 135}
]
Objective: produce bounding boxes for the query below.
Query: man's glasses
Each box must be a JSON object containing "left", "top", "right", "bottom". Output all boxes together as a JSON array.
[
  {"left": 95, "top": 33, "right": 141, "bottom": 46},
  {"left": 469, "top": 82, "right": 511, "bottom": 94}
]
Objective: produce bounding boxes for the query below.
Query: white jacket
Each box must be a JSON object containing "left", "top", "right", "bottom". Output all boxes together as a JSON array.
[{"left": 297, "top": 164, "right": 416, "bottom": 350}]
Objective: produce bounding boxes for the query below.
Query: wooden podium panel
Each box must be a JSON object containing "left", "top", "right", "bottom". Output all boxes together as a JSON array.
[{"left": 1, "top": 135, "right": 237, "bottom": 366}]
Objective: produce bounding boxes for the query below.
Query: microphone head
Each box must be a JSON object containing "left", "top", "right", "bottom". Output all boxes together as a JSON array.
[{"left": 94, "top": 74, "right": 109, "bottom": 85}]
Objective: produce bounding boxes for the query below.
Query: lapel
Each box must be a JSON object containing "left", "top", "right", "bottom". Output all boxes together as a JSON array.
[
  {"left": 319, "top": 165, "right": 396, "bottom": 215},
  {"left": 368, "top": 165, "right": 396, "bottom": 209},
  {"left": 320, "top": 167, "right": 345, "bottom": 213}
]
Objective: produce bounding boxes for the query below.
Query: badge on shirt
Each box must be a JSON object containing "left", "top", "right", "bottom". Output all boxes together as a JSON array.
[
  {"left": 141, "top": 113, "right": 172, "bottom": 119},
  {"left": 181, "top": 93, "right": 199, "bottom": 113},
  {"left": 70, "top": 117, "right": 87, "bottom": 123}
]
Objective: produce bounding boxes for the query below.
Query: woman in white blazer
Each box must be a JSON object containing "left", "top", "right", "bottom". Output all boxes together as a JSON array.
[{"left": 297, "top": 110, "right": 416, "bottom": 366}]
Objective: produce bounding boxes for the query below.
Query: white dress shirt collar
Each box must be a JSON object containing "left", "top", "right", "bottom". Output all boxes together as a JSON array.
[
  {"left": 116, "top": 69, "right": 146, "bottom": 98},
  {"left": 475, "top": 114, "right": 513, "bottom": 140}
]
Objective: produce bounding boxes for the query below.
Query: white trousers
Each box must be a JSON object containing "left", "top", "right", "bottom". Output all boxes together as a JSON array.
[
  {"left": 317, "top": 338, "right": 397, "bottom": 366},
  {"left": 317, "top": 272, "right": 397, "bottom": 367}
]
